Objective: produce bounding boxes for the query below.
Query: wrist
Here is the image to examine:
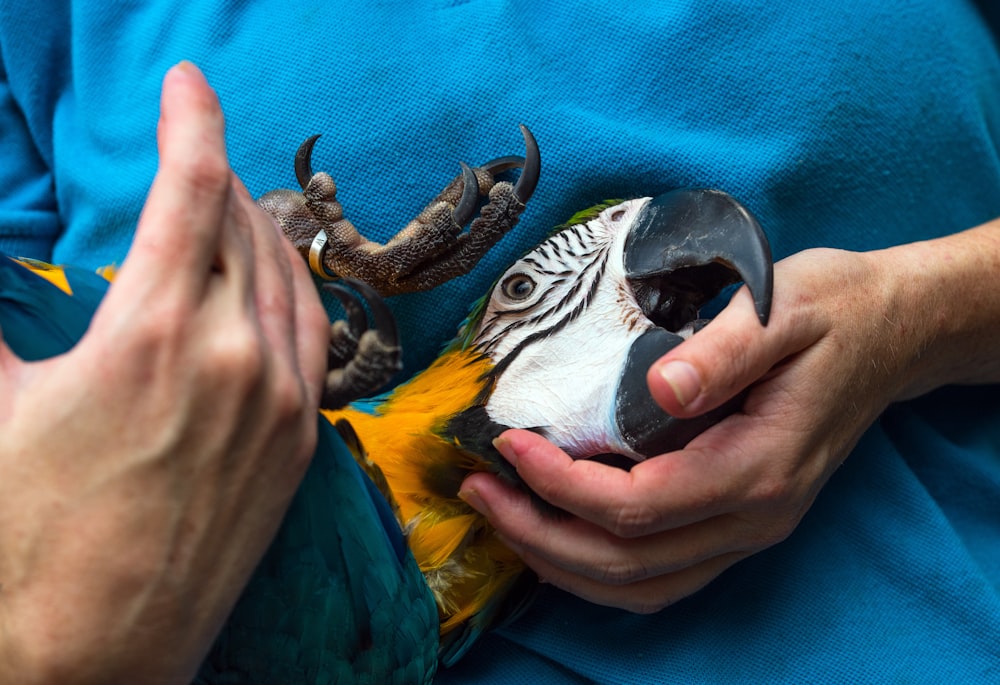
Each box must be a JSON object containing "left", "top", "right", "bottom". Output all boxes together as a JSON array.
[{"left": 871, "top": 218, "right": 1000, "bottom": 402}]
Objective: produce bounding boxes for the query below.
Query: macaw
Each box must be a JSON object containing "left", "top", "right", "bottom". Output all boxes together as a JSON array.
[
  {"left": 0, "top": 125, "right": 773, "bottom": 683},
  {"left": 319, "top": 186, "right": 774, "bottom": 666},
  {"left": 0, "top": 254, "right": 442, "bottom": 684}
]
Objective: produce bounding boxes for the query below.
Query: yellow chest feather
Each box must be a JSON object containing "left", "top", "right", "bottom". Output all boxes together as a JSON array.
[{"left": 321, "top": 348, "right": 526, "bottom": 633}]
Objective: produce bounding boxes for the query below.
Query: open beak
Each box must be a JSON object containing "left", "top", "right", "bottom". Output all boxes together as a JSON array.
[{"left": 615, "top": 188, "right": 774, "bottom": 457}]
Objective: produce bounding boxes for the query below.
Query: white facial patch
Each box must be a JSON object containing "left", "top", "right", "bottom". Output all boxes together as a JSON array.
[{"left": 470, "top": 198, "right": 655, "bottom": 459}]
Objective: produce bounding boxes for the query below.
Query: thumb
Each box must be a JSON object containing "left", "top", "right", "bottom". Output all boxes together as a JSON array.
[{"left": 646, "top": 285, "right": 800, "bottom": 417}]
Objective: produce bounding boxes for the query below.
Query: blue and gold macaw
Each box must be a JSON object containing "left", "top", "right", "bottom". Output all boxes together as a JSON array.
[
  {"left": 0, "top": 127, "right": 772, "bottom": 683},
  {"left": 320, "top": 186, "right": 773, "bottom": 666}
]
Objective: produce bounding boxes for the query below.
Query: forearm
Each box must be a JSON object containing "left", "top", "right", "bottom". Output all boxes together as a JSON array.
[{"left": 877, "top": 216, "right": 1000, "bottom": 401}]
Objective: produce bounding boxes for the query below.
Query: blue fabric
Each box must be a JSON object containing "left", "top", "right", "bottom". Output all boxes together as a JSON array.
[{"left": 1, "top": 0, "right": 999, "bottom": 682}]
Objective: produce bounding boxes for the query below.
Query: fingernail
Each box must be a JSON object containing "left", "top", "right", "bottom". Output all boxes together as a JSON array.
[
  {"left": 658, "top": 360, "right": 701, "bottom": 408},
  {"left": 173, "top": 60, "right": 203, "bottom": 80},
  {"left": 492, "top": 435, "right": 518, "bottom": 466},
  {"left": 165, "top": 61, "right": 196, "bottom": 88},
  {"left": 458, "top": 487, "right": 489, "bottom": 515}
]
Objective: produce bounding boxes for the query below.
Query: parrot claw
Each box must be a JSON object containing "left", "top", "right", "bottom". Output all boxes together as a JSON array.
[
  {"left": 257, "top": 125, "right": 541, "bottom": 296},
  {"left": 320, "top": 278, "right": 402, "bottom": 409}
]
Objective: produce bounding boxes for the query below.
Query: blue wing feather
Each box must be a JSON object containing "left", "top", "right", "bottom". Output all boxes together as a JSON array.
[
  {"left": 200, "top": 419, "right": 438, "bottom": 684},
  {"left": 0, "top": 255, "right": 109, "bottom": 359},
  {"left": 0, "top": 253, "right": 438, "bottom": 684}
]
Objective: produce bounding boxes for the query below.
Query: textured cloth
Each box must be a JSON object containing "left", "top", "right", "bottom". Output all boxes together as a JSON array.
[{"left": 2, "top": 0, "right": 1000, "bottom": 682}]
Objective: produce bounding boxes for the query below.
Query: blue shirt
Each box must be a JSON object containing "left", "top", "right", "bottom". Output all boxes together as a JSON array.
[{"left": 2, "top": 1, "right": 999, "bottom": 681}]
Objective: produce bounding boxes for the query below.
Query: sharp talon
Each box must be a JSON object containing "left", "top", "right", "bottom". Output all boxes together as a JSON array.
[
  {"left": 323, "top": 281, "right": 370, "bottom": 338},
  {"left": 513, "top": 124, "right": 540, "bottom": 204},
  {"left": 476, "top": 126, "right": 540, "bottom": 204},
  {"left": 336, "top": 277, "right": 399, "bottom": 345},
  {"left": 309, "top": 230, "right": 338, "bottom": 280},
  {"left": 453, "top": 162, "right": 480, "bottom": 226},
  {"left": 294, "top": 134, "right": 322, "bottom": 190},
  {"left": 480, "top": 154, "right": 525, "bottom": 175}
]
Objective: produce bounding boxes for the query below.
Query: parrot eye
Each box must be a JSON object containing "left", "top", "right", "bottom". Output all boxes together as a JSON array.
[
  {"left": 500, "top": 273, "right": 536, "bottom": 301},
  {"left": 610, "top": 209, "right": 626, "bottom": 222}
]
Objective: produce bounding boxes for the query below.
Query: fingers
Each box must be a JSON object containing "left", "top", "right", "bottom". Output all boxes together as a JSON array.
[
  {"left": 277, "top": 232, "right": 329, "bottom": 407},
  {"left": 233, "top": 175, "right": 328, "bottom": 408},
  {"left": 84, "top": 61, "right": 326, "bottom": 444},
  {"left": 647, "top": 282, "right": 820, "bottom": 418},
  {"left": 113, "top": 62, "right": 240, "bottom": 306},
  {"left": 529, "top": 549, "right": 748, "bottom": 614},
  {"left": 461, "top": 467, "right": 752, "bottom": 613},
  {"left": 231, "top": 178, "right": 296, "bottom": 356},
  {"left": 462, "top": 429, "right": 797, "bottom": 613},
  {"left": 465, "top": 465, "right": 748, "bottom": 569},
  {"left": 489, "top": 429, "right": 748, "bottom": 533}
]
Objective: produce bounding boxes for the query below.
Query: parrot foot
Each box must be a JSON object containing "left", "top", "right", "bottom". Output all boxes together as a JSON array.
[
  {"left": 321, "top": 278, "right": 402, "bottom": 409},
  {"left": 257, "top": 126, "right": 540, "bottom": 296}
]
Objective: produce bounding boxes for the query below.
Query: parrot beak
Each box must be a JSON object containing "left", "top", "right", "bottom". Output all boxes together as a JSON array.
[
  {"left": 624, "top": 188, "right": 772, "bottom": 329},
  {"left": 615, "top": 188, "right": 774, "bottom": 458}
]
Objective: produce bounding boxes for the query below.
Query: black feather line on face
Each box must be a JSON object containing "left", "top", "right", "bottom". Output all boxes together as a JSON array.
[
  {"left": 478, "top": 257, "right": 607, "bottom": 396},
  {"left": 476, "top": 230, "right": 610, "bottom": 356},
  {"left": 442, "top": 406, "right": 571, "bottom": 519}
]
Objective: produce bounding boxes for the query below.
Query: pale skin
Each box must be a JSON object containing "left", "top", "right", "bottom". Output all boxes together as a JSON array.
[
  {"left": 462, "top": 222, "right": 1000, "bottom": 613},
  {"left": 0, "top": 62, "right": 328, "bottom": 684}
]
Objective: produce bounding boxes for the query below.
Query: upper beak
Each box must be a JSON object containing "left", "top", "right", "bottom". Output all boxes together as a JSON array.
[
  {"left": 615, "top": 188, "right": 774, "bottom": 458},
  {"left": 624, "top": 188, "right": 772, "bottom": 329}
]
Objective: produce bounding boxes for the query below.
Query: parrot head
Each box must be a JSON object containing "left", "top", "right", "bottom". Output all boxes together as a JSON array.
[{"left": 449, "top": 187, "right": 773, "bottom": 464}]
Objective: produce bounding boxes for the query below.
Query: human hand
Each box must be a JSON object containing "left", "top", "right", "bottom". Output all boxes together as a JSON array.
[
  {"left": 461, "top": 232, "right": 1000, "bottom": 613},
  {"left": 0, "top": 63, "right": 328, "bottom": 684}
]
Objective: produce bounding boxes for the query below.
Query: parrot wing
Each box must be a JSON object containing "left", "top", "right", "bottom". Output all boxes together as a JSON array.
[
  {"left": 197, "top": 417, "right": 439, "bottom": 684},
  {"left": 0, "top": 255, "right": 111, "bottom": 359},
  {"left": 0, "top": 253, "right": 439, "bottom": 684}
]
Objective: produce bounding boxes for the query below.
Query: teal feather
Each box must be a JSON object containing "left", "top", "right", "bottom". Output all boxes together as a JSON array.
[
  {"left": 0, "top": 256, "right": 109, "bottom": 359},
  {"left": 198, "top": 419, "right": 439, "bottom": 684},
  {"left": 0, "top": 253, "right": 439, "bottom": 684}
]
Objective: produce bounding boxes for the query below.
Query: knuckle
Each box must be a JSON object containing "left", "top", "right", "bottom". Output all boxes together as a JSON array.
[
  {"left": 697, "top": 331, "right": 758, "bottom": 400},
  {"left": 121, "top": 303, "right": 191, "bottom": 355},
  {"left": 128, "top": 310, "right": 180, "bottom": 349},
  {"left": 756, "top": 514, "right": 799, "bottom": 549},
  {"left": 609, "top": 502, "right": 661, "bottom": 539},
  {"left": 204, "top": 326, "right": 266, "bottom": 384},
  {"left": 526, "top": 474, "right": 566, "bottom": 507},
  {"left": 742, "top": 479, "right": 804, "bottom": 550},
  {"left": 747, "top": 475, "right": 796, "bottom": 512},
  {"left": 597, "top": 558, "right": 649, "bottom": 586},
  {"left": 183, "top": 147, "right": 232, "bottom": 195},
  {"left": 270, "top": 372, "right": 309, "bottom": 422}
]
